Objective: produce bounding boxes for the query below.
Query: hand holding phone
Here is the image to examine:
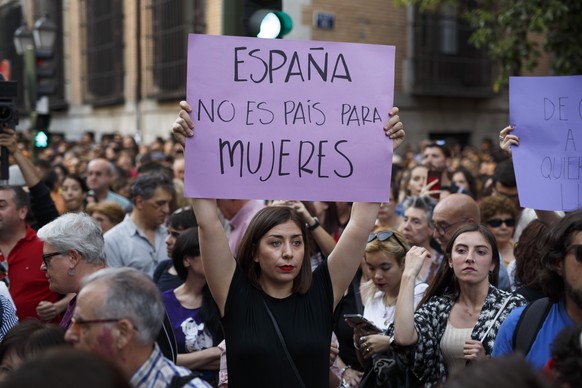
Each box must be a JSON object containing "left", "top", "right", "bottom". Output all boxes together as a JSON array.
[{"left": 343, "top": 314, "right": 382, "bottom": 334}]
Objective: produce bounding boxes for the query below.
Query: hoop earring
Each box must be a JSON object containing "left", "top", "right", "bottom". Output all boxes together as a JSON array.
[{"left": 68, "top": 269, "right": 76, "bottom": 276}]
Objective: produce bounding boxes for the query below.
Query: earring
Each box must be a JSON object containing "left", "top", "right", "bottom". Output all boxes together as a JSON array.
[{"left": 68, "top": 268, "right": 76, "bottom": 276}]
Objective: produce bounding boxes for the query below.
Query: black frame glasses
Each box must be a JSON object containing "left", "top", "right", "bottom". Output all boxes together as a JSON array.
[
  {"left": 567, "top": 244, "right": 582, "bottom": 263},
  {"left": 42, "top": 251, "right": 68, "bottom": 266},
  {"left": 434, "top": 220, "right": 465, "bottom": 236},
  {"left": 368, "top": 231, "right": 407, "bottom": 251},
  {"left": 486, "top": 218, "right": 516, "bottom": 228}
]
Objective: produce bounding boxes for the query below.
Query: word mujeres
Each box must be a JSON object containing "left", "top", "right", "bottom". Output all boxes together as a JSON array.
[
  {"left": 218, "top": 138, "right": 354, "bottom": 182},
  {"left": 234, "top": 47, "right": 352, "bottom": 84}
]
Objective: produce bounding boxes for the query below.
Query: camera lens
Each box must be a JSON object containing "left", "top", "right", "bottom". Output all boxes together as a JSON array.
[{"left": 0, "top": 105, "right": 12, "bottom": 122}]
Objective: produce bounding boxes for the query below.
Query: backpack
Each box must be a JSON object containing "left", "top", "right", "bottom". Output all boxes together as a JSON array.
[{"left": 511, "top": 297, "right": 552, "bottom": 355}]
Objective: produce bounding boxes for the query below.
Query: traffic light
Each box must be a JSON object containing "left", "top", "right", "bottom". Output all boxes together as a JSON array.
[
  {"left": 33, "top": 113, "right": 51, "bottom": 149},
  {"left": 36, "top": 51, "right": 57, "bottom": 97},
  {"left": 244, "top": 0, "right": 292, "bottom": 39},
  {"left": 34, "top": 130, "right": 49, "bottom": 149}
]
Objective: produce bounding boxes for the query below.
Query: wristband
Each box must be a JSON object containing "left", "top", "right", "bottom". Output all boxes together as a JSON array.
[{"left": 307, "top": 217, "right": 320, "bottom": 231}]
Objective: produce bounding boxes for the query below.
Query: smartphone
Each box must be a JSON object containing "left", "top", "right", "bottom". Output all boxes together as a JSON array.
[
  {"left": 343, "top": 314, "right": 382, "bottom": 334},
  {"left": 427, "top": 170, "right": 441, "bottom": 199}
]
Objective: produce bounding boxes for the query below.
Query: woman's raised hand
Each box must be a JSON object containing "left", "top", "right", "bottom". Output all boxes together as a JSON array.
[
  {"left": 403, "top": 246, "right": 430, "bottom": 279},
  {"left": 499, "top": 126, "right": 519, "bottom": 153},
  {"left": 384, "top": 107, "right": 405, "bottom": 150},
  {"left": 172, "top": 100, "right": 194, "bottom": 147}
]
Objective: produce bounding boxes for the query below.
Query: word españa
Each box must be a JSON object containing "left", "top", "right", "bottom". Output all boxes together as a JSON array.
[
  {"left": 233, "top": 47, "right": 352, "bottom": 84},
  {"left": 218, "top": 138, "right": 354, "bottom": 181}
]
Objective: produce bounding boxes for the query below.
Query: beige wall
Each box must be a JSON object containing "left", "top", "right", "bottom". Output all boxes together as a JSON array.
[{"left": 22, "top": 0, "right": 552, "bottom": 150}]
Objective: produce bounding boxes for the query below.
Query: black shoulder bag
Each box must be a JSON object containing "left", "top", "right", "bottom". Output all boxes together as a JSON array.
[{"left": 262, "top": 299, "right": 307, "bottom": 388}]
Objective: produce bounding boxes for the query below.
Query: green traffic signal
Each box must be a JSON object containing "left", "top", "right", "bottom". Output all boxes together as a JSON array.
[
  {"left": 249, "top": 9, "right": 293, "bottom": 39},
  {"left": 34, "top": 130, "right": 49, "bottom": 148}
]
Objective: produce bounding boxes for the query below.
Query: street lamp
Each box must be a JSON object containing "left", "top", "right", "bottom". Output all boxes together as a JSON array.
[
  {"left": 12, "top": 15, "right": 58, "bottom": 144},
  {"left": 13, "top": 24, "right": 34, "bottom": 55},
  {"left": 33, "top": 15, "right": 57, "bottom": 57}
]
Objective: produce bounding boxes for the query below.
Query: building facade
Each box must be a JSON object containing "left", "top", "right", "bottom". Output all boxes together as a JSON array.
[{"left": 0, "top": 0, "right": 550, "bottom": 151}]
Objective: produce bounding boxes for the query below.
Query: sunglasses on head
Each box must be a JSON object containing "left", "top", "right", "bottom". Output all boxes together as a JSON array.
[
  {"left": 567, "top": 244, "right": 582, "bottom": 263},
  {"left": 486, "top": 218, "right": 515, "bottom": 228},
  {"left": 368, "top": 231, "right": 407, "bottom": 251}
]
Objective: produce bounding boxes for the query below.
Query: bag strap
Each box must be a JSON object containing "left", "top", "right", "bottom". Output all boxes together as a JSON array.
[
  {"left": 262, "top": 299, "right": 307, "bottom": 388},
  {"left": 480, "top": 296, "right": 512, "bottom": 342},
  {"left": 168, "top": 372, "right": 202, "bottom": 388},
  {"left": 353, "top": 276, "right": 364, "bottom": 315},
  {"left": 512, "top": 297, "right": 552, "bottom": 355}
]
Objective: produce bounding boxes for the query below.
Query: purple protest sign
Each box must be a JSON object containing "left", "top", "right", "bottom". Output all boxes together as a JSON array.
[
  {"left": 184, "top": 34, "right": 395, "bottom": 202},
  {"left": 510, "top": 75, "right": 582, "bottom": 211}
]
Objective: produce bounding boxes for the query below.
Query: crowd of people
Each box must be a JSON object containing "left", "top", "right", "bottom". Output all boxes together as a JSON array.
[{"left": 0, "top": 102, "right": 578, "bottom": 388}]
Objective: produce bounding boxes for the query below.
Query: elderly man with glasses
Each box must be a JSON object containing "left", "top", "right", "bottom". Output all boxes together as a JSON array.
[{"left": 65, "top": 267, "right": 210, "bottom": 387}]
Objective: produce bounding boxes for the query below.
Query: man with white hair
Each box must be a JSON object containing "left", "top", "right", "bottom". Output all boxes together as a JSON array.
[{"left": 65, "top": 267, "right": 209, "bottom": 387}]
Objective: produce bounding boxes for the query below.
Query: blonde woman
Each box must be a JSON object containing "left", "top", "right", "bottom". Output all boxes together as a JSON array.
[{"left": 355, "top": 229, "right": 428, "bottom": 361}]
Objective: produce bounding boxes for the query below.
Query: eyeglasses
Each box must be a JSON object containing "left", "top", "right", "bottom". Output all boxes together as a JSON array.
[
  {"left": 42, "top": 251, "right": 68, "bottom": 266},
  {"left": 71, "top": 317, "right": 121, "bottom": 327},
  {"left": 368, "top": 231, "right": 407, "bottom": 251},
  {"left": 70, "top": 317, "right": 138, "bottom": 331},
  {"left": 434, "top": 220, "right": 465, "bottom": 236},
  {"left": 486, "top": 218, "right": 516, "bottom": 228},
  {"left": 566, "top": 244, "right": 582, "bottom": 263}
]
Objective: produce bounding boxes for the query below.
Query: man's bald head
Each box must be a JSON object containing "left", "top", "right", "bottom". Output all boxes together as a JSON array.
[{"left": 432, "top": 193, "right": 480, "bottom": 251}]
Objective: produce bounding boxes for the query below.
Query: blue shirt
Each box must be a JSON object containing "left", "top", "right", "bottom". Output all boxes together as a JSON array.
[
  {"left": 104, "top": 215, "right": 169, "bottom": 277},
  {"left": 492, "top": 299, "right": 574, "bottom": 369},
  {"left": 104, "top": 190, "right": 132, "bottom": 212}
]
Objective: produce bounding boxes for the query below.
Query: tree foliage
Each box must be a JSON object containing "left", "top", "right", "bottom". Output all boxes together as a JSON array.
[{"left": 397, "top": 0, "right": 582, "bottom": 91}]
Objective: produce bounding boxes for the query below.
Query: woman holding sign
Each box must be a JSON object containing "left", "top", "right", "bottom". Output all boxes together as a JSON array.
[{"left": 172, "top": 100, "right": 404, "bottom": 387}]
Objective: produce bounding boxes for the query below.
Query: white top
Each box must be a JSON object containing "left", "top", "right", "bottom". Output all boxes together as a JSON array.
[
  {"left": 363, "top": 281, "right": 428, "bottom": 331},
  {"left": 440, "top": 321, "right": 472, "bottom": 378}
]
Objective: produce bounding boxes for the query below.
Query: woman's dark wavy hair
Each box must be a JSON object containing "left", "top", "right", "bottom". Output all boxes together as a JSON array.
[
  {"left": 237, "top": 206, "right": 313, "bottom": 295},
  {"left": 513, "top": 220, "right": 548, "bottom": 289},
  {"left": 453, "top": 166, "right": 480, "bottom": 200},
  {"left": 320, "top": 201, "right": 340, "bottom": 236},
  {"left": 540, "top": 210, "right": 582, "bottom": 301},
  {"left": 171, "top": 227, "right": 223, "bottom": 345},
  {"left": 418, "top": 223, "right": 500, "bottom": 307},
  {"left": 172, "top": 227, "right": 201, "bottom": 281}
]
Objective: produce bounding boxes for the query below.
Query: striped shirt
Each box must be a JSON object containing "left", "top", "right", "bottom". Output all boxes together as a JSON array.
[
  {"left": 129, "top": 344, "right": 210, "bottom": 388},
  {"left": 0, "top": 295, "right": 18, "bottom": 341}
]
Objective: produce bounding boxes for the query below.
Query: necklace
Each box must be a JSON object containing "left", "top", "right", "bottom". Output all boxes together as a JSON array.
[
  {"left": 462, "top": 303, "right": 483, "bottom": 318},
  {"left": 383, "top": 295, "right": 397, "bottom": 326}
]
